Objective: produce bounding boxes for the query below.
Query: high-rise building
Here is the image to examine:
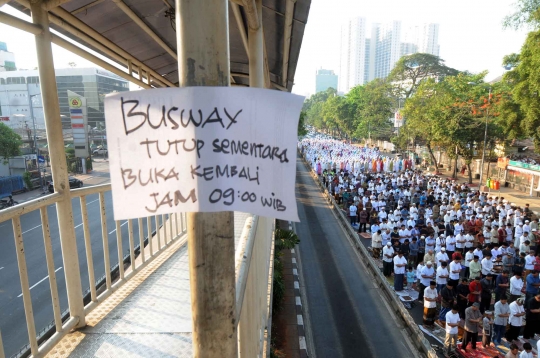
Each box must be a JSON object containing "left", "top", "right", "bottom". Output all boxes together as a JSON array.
[
  {"left": 0, "top": 42, "right": 17, "bottom": 72},
  {"left": 339, "top": 17, "right": 367, "bottom": 93},
  {"left": 315, "top": 69, "right": 338, "bottom": 93},
  {"left": 0, "top": 68, "right": 129, "bottom": 130},
  {"left": 339, "top": 20, "right": 440, "bottom": 92}
]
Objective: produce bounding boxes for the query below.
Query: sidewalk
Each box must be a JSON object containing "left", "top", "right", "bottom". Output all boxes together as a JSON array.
[
  {"left": 12, "top": 159, "right": 111, "bottom": 205},
  {"left": 425, "top": 168, "right": 540, "bottom": 214}
]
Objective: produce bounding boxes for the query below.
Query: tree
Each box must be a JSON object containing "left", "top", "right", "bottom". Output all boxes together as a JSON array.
[
  {"left": 297, "top": 111, "right": 308, "bottom": 137},
  {"left": 352, "top": 79, "right": 394, "bottom": 141},
  {"left": 388, "top": 53, "right": 459, "bottom": 99},
  {"left": 0, "top": 123, "right": 22, "bottom": 164},
  {"left": 504, "top": 0, "right": 540, "bottom": 29},
  {"left": 506, "top": 30, "right": 540, "bottom": 151}
]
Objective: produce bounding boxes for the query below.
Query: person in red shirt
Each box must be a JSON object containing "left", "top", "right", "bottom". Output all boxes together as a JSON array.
[
  {"left": 468, "top": 276, "right": 482, "bottom": 304},
  {"left": 498, "top": 225, "right": 507, "bottom": 244}
]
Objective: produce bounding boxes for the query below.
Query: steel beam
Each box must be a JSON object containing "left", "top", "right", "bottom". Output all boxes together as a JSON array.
[
  {"left": 176, "top": 1, "right": 236, "bottom": 357},
  {"left": 0, "top": 11, "right": 42, "bottom": 34},
  {"left": 112, "top": 0, "right": 177, "bottom": 60},
  {"left": 247, "top": 0, "right": 263, "bottom": 88},
  {"left": 281, "top": 0, "right": 296, "bottom": 87},
  {"left": 42, "top": 0, "right": 72, "bottom": 10},
  {"left": 241, "top": 0, "right": 259, "bottom": 30},
  {"left": 30, "top": 0, "right": 85, "bottom": 328}
]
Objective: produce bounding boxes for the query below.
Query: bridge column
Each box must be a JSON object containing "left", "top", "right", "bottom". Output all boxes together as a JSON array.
[
  {"left": 30, "top": 1, "right": 85, "bottom": 327},
  {"left": 176, "top": 0, "right": 236, "bottom": 357}
]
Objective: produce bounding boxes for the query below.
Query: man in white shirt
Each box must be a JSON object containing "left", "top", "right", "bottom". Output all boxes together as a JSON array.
[
  {"left": 419, "top": 261, "right": 435, "bottom": 302},
  {"left": 349, "top": 203, "right": 358, "bottom": 225},
  {"left": 509, "top": 273, "right": 524, "bottom": 303},
  {"left": 481, "top": 255, "right": 493, "bottom": 277},
  {"left": 423, "top": 281, "right": 438, "bottom": 327},
  {"left": 523, "top": 220, "right": 531, "bottom": 234},
  {"left": 455, "top": 233, "right": 466, "bottom": 254},
  {"left": 507, "top": 298, "right": 525, "bottom": 342},
  {"left": 449, "top": 257, "right": 462, "bottom": 287},
  {"left": 525, "top": 251, "right": 536, "bottom": 275},
  {"left": 393, "top": 251, "right": 407, "bottom": 291},
  {"left": 515, "top": 223, "right": 524, "bottom": 244},
  {"left": 382, "top": 242, "right": 394, "bottom": 277},
  {"left": 445, "top": 306, "right": 460, "bottom": 355},
  {"left": 436, "top": 261, "right": 449, "bottom": 293},
  {"left": 464, "top": 247, "right": 474, "bottom": 279},
  {"left": 464, "top": 233, "right": 474, "bottom": 250},
  {"left": 436, "top": 248, "right": 450, "bottom": 268}
]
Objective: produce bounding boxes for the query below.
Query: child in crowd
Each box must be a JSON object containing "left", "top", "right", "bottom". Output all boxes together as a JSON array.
[
  {"left": 406, "top": 266, "right": 416, "bottom": 290},
  {"left": 482, "top": 310, "right": 493, "bottom": 348}
]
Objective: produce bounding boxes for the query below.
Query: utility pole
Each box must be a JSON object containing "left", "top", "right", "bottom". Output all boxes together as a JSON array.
[
  {"left": 478, "top": 87, "right": 491, "bottom": 188},
  {"left": 176, "top": 0, "right": 237, "bottom": 357}
]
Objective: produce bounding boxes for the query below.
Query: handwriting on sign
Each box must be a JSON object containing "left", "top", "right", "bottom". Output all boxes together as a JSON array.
[{"left": 105, "top": 87, "right": 303, "bottom": 221}]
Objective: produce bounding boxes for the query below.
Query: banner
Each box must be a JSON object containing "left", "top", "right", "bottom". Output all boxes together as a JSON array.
[
  {"left": 394, "top": 111, "right": 403, "bottom": 128},
  {"left": 497, "top": 157, "right": 509, "bottom": 169},
  {"left": 104, "top": 87, "right": 304, "bottom": 221},
  {"left": 68, "top": 90, "right": 89, "bottom": 157}
]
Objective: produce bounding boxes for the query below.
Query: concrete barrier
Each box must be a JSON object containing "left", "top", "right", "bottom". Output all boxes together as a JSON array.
[{"left": 299, "top": 151, "right": 437, "bottom": 358}]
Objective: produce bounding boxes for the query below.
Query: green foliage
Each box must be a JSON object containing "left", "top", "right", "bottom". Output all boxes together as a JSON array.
[
  {"left": 65, "top": 148, "right": 75, "bottom": 158},
  {"left": 504, "top": 0, "right": 540, "bottom": 29},
  {"left": 272, "top": 229, "right": 300, "bottom": 316},
  {"left": 507, "top": 29, "right": 540, "bottom": 151},
  {"left": 22, "top": 171, "right": 33, "bottom": 190},
  {"left": 86, "top": 157, "right": 93, "bottom": 171},
  {"left": 0, "top": 123, "right": 22, "bottom": 164},
  {"left": 388, "top": 53, "right": 459, "bottom": 99}
]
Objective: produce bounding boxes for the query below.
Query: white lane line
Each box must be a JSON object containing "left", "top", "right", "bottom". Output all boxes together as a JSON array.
[
  {"left": 0, "top": 267, "right": 4, "bottom": 271},
  {"left": 108, "top": 220, "right": 128, "bottom": 235},
  {"left": 18, "top": 267, "right": 63, "bottom": 297},
  {"left": 86, "top": 199, "right": 99, "bottom": 205},
  {"left": 22, "top": 225, "right": 42, "bottom": 235},
  {"left": 74, "top": 223, "right": 84, "bottom": 229}
]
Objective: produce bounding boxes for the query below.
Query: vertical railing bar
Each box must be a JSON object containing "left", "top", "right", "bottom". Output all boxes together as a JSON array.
[
  {"left": 0, "top": 329, "right": 5, "bottom": 358},
  {"left": 169, "top": 213, "right": 173, "bottom": 241},
  {"left": 162, "top": 214, "right": 167, "bottom": 245},
  {"left": 147, "top": 216, "right": 153, "bottom": 257},
  {"left": 174, "top": 213, "right": 179, "bottom": 238},
  {"left": 39, "top": 207, "right": 63, "bottom": 331},
  {"left": 128, "top": 219, "right": 136, "bottom": 270},
  {"left": 155, "top": 215, "right": 161, "bottom": 251},
  {"left": 115, "top": 221, "right": 124, "bottom": 280},
  {"left": 80, "top": 196, "right": 97, "bottom": 302},
  {"left": 184, "top": 212, "right": 187, "bottom": 232},
  {"left": 138, "top": 218, "right": 145, "bottom": 263},
  {"left": 99, "top": 192, "right": 111, "bottom": 289},
  {"left": 180, "top": 212, "right": 184, "bottom": 232},
  {"left": 12, "top": 217, "right": 38, "bottom": 355}
]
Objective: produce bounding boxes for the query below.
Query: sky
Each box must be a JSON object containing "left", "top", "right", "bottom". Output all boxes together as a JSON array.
[
  {"left": 0, "top": 0, "right": 531, "bottom": 96},
  {"left": 292, "top": 0, "right": 530, "bottom": 97}
]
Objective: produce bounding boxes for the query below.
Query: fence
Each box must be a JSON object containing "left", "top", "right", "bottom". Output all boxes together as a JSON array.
[{"left": 0, "top": 183, "right": 186, "bottom": 358}]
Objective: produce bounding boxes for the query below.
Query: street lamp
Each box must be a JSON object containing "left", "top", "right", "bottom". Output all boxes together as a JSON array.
[{"left": 468, "top": 83, "right": 492, "bottom": 189}]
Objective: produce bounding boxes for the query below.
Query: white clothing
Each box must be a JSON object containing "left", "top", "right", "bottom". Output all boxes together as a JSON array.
[
  {"left": 393, "top": 255, "right": 407, "bottom": 274},
  {"left": 510, "top": 276, "right": 524, "bottom": 296},
  {"left": 449, "top": 261, "right": 462, "bottom": 280},
  {"left": 424, "top": 287, "right": 438, "bottom": 308},
  {"left": 436, "top": 266, "right": 449, "bottom": 285},
  {"left": 445, "top": 311, "right": 460, "bottom": 334},
  {"left": 481, "top": 258, "right": 493, "bottom": 275},
  {"left": 382, "top": 246, "right": 394, "bottom": 262},
  {"left": 509, "top": 301, "right": 524, "bottom": 327}
]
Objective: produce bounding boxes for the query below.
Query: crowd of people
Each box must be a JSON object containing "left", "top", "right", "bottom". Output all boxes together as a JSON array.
[
  {"left": 508, "top": 154, "right": 540, "bottom": 166},
  {"left": 302, "top": 134, "right": 540, "bottom": 357}
]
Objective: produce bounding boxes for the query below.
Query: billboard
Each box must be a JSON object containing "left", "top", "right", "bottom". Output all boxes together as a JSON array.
[
  {"left": 68, "top": 90, "right": 89, "bottom": 157},
  {"left": 394, "top": 111, "right": 404, "bottom": 128}
]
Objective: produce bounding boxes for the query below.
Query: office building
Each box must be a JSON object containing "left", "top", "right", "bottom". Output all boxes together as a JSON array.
[
  {"left": 338, "top": 19, "right": 440, "bottom": 91},
  {"left": 339, "top": 17, "right": 367, "bottom": 93},
  {"left": 315, "top": 69, "right": 338, "bottom": 93},
  {"left": 0, "top": 67, "right": 129, "bottom": 131},
  {"left": 0, "top": 42, "right": 16, "bottom": 71}
]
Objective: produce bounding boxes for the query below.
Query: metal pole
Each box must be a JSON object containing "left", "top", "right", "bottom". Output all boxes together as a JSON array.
[
  {"left": 479, "top": 87, "right": 491, "bottom": 188},
  {"left": 27, "top": 90, "right": 43, "bottom": 191},
  {"left": 176, "top": 0, "right": 236, "bottom": 357},
  {"left": 30, "top": 1, "right": 85, "bottom": 327}
]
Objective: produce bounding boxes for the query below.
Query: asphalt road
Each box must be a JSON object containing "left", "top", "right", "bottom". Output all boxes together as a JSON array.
[
  {"left": 295, "top": 156, "right": 417, "bottom": 358},
  {"left": 0, "top": 190, "right": 158, "bottom": 358}
]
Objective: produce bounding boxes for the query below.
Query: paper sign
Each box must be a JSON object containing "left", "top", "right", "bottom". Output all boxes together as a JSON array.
[{"left": 104, "top": 87, "right": 304, "bottom": 221}]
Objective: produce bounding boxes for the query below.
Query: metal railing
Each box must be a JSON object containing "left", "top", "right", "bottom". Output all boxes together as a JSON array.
[
  {"left": 0, "top": 183, "right": 186, "bottom": 358},
  {"left": 235, "top": 216, "right": 275, "bottom": 358}
]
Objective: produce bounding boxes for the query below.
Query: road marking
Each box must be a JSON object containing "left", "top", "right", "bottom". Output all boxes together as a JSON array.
[
  {"left": 22, "top": 225, "right": 42, "bottom": 234},
  {"left": 74, "top": 223, "right": 83, "bottom": 229},
  {"left": 0, "top": 267, "right": 4, "bottom": 271},
  {"left": 18, "top": 267, "right": 63, "bottom": 297},
  {"left": 87, "top": 199, "right": 99, "bottom": 205},
  {"left": 108, "top": 220, "right": 128, "bottom": 235}
]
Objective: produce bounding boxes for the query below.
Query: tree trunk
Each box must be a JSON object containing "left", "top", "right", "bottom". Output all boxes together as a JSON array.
[
  {"left": 452, "top": 155, "right": 458, "bottom": 179},
  {"left": 426, "top": 142, "right": 438, "bottom": 172},
  {"left": 467, "top": 163, "right": 473, "bottom": 184}
]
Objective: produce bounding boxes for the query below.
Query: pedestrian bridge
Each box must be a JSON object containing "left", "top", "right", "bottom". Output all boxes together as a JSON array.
[{"left": 0, "top": 0, "right": 310, "bottom": 356}]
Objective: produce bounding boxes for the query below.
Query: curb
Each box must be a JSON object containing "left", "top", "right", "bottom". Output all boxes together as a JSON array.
[{"left": 289, "top": 221, "right": 309, "bottom": 358}]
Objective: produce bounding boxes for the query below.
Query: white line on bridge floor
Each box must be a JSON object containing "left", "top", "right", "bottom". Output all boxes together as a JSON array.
[
  {"left": 18, "top": 267, "right": 63, "bottom": 298},
  {"left": 0, "top": 267, "right": 4, "bottom": 271},
  {"left": 108, "top": 220, "right": 128, "bottom": 235}
]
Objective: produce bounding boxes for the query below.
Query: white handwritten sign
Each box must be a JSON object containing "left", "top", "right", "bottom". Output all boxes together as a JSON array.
[{"left": 104, "top": 87, "right": 304, "bottom": 222}]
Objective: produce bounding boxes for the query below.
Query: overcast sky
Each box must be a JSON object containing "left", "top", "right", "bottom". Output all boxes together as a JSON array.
[{"left": 0, "top": 1, "right": 530, "bottom": 96}]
